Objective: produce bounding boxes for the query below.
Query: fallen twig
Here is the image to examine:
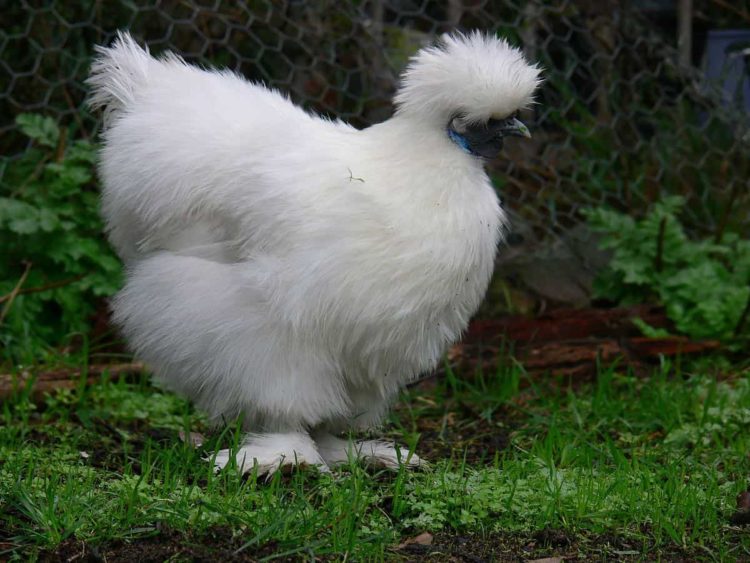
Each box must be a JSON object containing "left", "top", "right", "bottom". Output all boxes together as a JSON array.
[
  {"left": 458, "top": 306, "right": 722, "bottom": 378},
  {"left": 466, "top": 305, "right": 669, "bottom": 344},
  {"left": 0, "top": 362, "right": 146, "bottom": 402}
]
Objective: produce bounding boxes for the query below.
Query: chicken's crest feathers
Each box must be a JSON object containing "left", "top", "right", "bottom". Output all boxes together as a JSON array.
[{"left": 394, "top": 31, "right": 541, "bottom": 124}]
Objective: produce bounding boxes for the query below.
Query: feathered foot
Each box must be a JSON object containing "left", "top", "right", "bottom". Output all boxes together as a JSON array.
[
  {"left": 313, "top": 432, "right": 424, "bottom": 470},
  {"left": 210, "top": 432, "right": 329, "bottom": 477}
]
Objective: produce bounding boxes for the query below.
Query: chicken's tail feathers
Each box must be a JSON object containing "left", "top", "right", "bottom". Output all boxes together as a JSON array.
[{"left": 87, "top": 31, "right": 151, "bottom": 125}]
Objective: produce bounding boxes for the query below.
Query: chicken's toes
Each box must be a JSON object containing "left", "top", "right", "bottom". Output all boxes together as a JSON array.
[
  {"left": 356, "top": 440, "right": 426, "bottom": 470},
  {"left": 207, "top": 432, "right": 330, "bottom": 477},
  {"left": 314, "top": 432, "right": 425, "bottom": 470},
  {"left": 208, "top": 447, "right": 330, "bottom": 477}
]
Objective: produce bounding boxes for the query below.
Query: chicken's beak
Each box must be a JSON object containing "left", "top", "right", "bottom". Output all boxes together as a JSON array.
[{"left": 499, "top": 116, "right": 531, "bottom": 139}]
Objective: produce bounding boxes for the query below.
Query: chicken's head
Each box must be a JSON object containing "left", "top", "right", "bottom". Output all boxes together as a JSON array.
[{"left": 393, "top": 31, "right": 541, "bottom": 159}]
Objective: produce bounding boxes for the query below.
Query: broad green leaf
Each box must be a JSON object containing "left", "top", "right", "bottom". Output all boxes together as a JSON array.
[{"left": 16, "top": 113, "right": 60, "bottom": 148}]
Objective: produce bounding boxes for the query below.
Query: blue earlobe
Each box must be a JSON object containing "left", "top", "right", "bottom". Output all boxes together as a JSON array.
[{"left": 447, "top": 128, "right": 473, "bottom": 155}]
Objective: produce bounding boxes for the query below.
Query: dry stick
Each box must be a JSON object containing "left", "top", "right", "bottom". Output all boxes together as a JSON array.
[
  {"left": 0, "top": 273, "right": 87, "bottom": 305},
  {"left": 710, "top": 0, "right": 750, "bottom": 24},
  {"left": 0, "top": 362, "right": 146, "bottom": 402},
  {"left": 0, "top": 362, "right": 145, "bottom": 384},
  {"left": 60, "top": 83, "right": 90, "bottom": 141},
  {"left": 0, "top": 262, "right": 32, "bottom": 325}
]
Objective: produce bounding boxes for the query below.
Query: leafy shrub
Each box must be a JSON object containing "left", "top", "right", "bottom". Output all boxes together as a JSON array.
[
  {"left": 0, "top": 114, "right": 120, "bottom": 363},
  {"left": 585, "top": 197, "right": 750, "bottom": 340}
]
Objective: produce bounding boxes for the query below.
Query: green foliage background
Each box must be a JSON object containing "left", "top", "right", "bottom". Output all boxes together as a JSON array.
[
  {"left": 0, "top": 115, "right": 121, "bottom": 364},
  {"left": 585, "top": 198, "right": 750, "bottom": 341}
]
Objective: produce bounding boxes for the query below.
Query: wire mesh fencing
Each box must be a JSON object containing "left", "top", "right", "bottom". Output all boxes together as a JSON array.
[{"left": 2, "top": 0, "right": 749, "bottom": 309}]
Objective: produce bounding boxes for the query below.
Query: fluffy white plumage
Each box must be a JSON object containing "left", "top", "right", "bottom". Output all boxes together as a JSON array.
[{"left": 88, "top": 31, "right": 540, "bottom": 474}]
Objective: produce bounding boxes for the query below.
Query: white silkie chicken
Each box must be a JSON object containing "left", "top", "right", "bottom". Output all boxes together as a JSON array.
[{"left": 88, "top": 30, "right": 540, "bottom": 474}]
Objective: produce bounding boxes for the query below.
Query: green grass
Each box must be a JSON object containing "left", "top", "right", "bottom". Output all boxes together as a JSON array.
[{"left": 1, "top": 357, "right": 750, "bottom": 560}]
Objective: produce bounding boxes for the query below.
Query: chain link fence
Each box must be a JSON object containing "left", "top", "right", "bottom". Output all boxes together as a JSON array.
[{"left": 2, "top": 0, "right": 749, "bottom": 309}]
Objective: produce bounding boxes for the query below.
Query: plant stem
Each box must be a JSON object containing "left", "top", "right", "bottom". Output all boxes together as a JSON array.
[
  {"left": 734, "top": 285, "right": 750, "bottom": 336},
  {"left": 54, "top": 127, "right": 67, "bottom": 163},
  {"left": 0, "top": 273, "right": 86, "bottom": 305},
  {"left": 655, "top": 217, "right": 667, "bottom": 272},
  {"left": 0, "top": 262, "right": 32, "bottom": 325},
  {"left": 714, "top": 178, "right": 740, "bottom": 245}
]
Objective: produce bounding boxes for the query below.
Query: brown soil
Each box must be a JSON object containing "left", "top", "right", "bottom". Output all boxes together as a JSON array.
[
  {"left": 404, "top": 407, "right": 511, "bottom": 466},
  {"left": 40, "top": 527, "right": 283, "bottom": 563},
  {"left": 397, "top": 529, "right": 704, "bottom": 561},
  {"left": 388, "top": 375, "right": 516, "bottom": 466},
  {"left": 39, "top": 526, "right": 708, "bottom": 562}
]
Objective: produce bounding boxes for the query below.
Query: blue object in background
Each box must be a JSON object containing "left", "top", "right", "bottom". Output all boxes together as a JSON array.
[{"left": 704, "top": 29, "right": 750, "bottom": 113}]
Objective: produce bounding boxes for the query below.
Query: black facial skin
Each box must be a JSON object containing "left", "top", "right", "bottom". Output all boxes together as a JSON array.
[
  {"left": 450, "top": 114, "right": 530, "bottom": 159},
  {"left": 460, "top": 118, "right": 508, "bottom": 158}
]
